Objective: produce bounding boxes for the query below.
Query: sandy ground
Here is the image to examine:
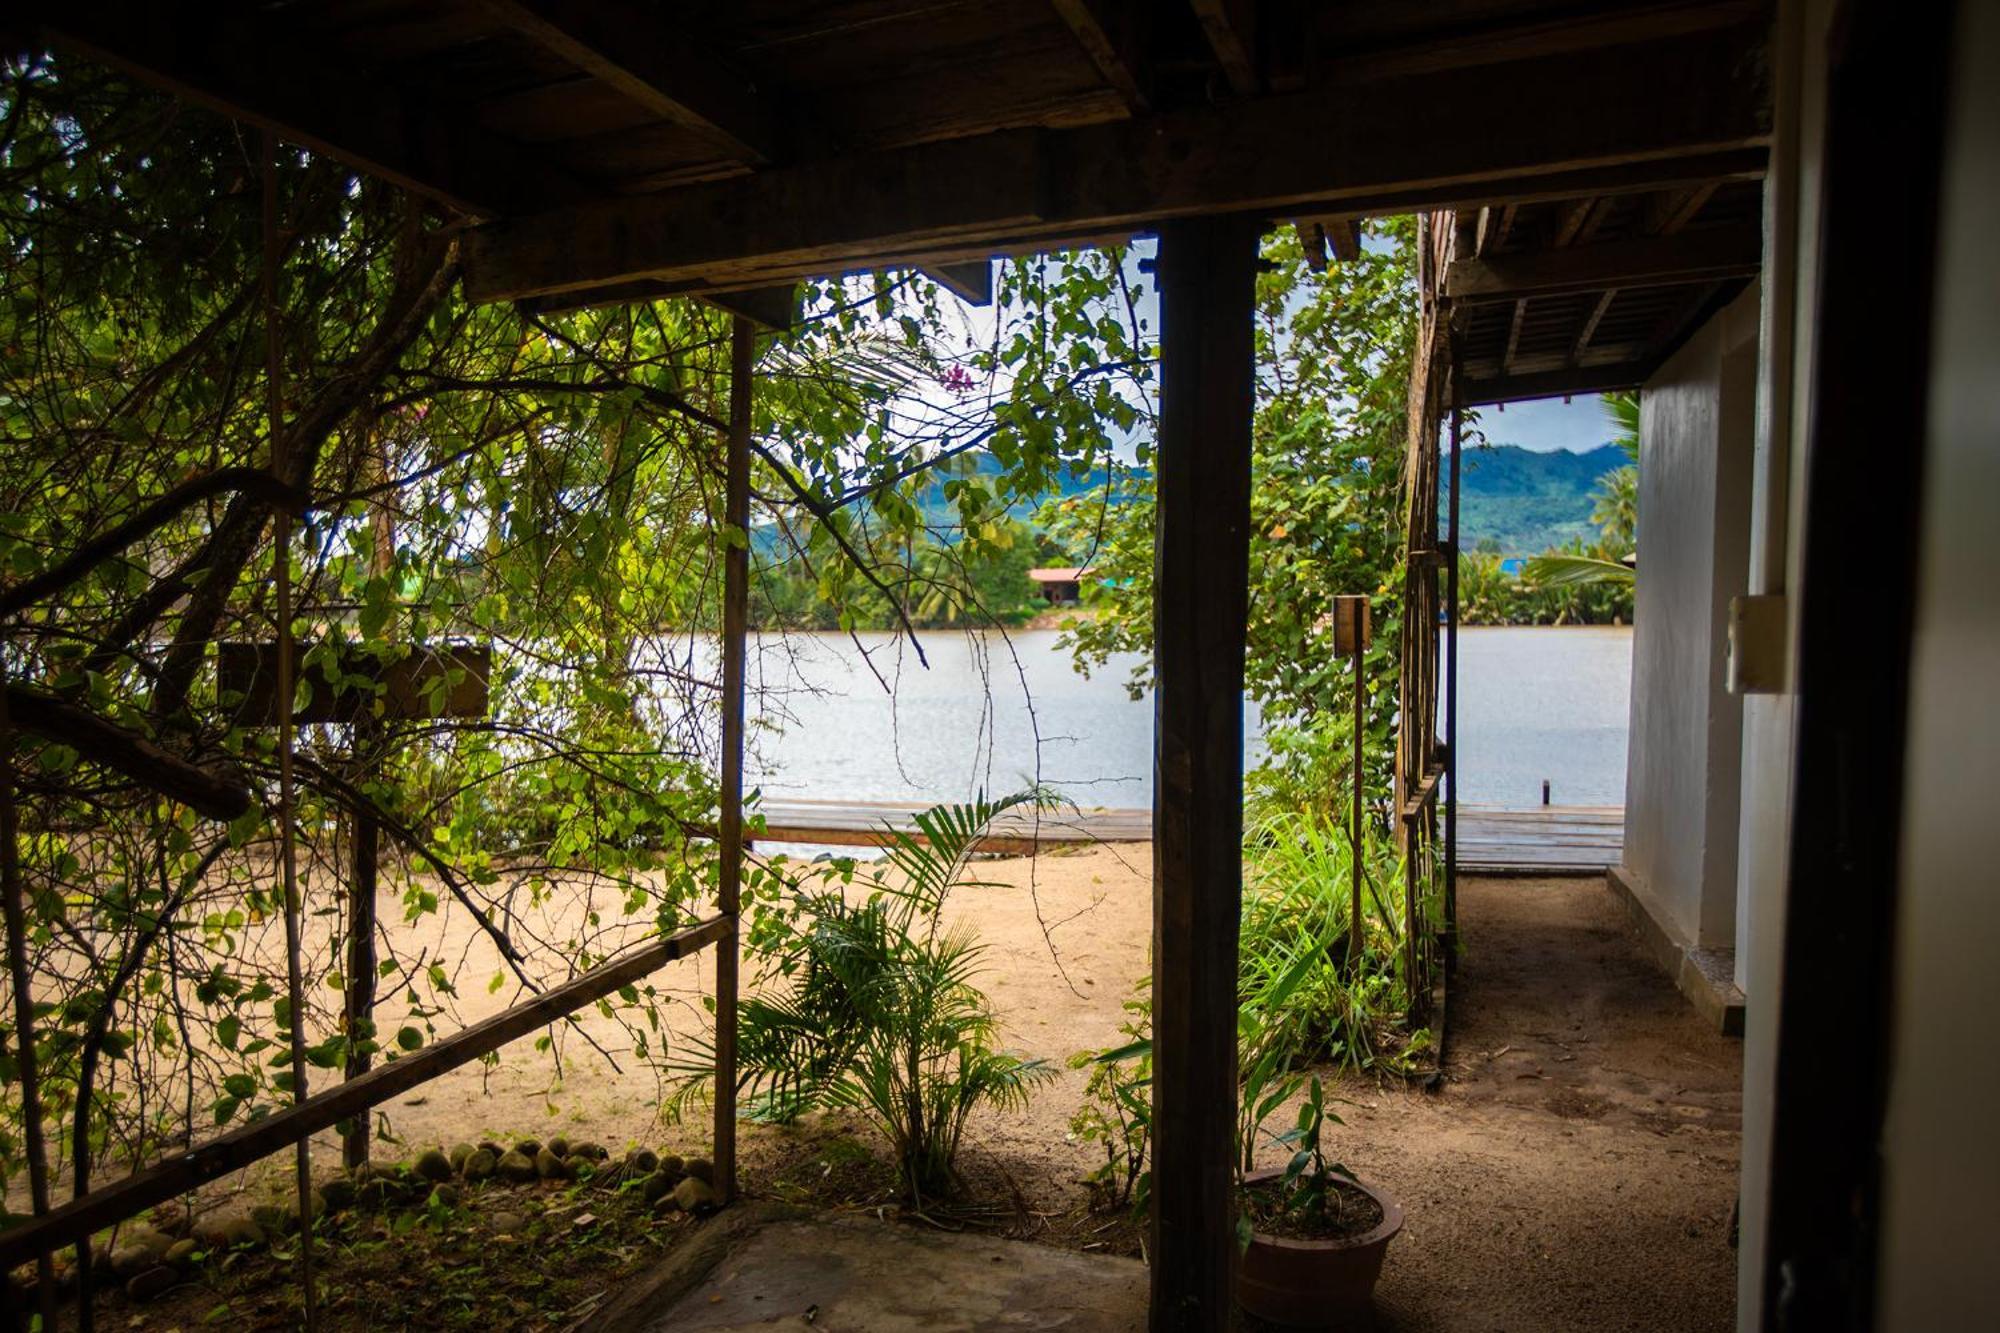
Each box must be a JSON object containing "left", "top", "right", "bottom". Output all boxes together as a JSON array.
[{"left": 36, "top": 846, "right": 1742, "bottom": 1330}]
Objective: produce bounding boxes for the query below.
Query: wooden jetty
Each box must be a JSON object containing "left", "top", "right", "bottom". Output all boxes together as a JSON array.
[{"left": 751, "top": 798, "right": 1622, "bottom": 874}]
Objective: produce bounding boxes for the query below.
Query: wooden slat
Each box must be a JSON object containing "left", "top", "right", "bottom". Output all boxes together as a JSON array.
[
  {"left": 0, "top": 916, "right": 729, "bottom": 1272},
  {"left": 1444, "top": 221, "right": 1763, "bottom": 301},
  {"left": 474, "top": 0, "right": 774, "bottom": 163},
  {"left": 713, "top": 317, "right": 752, "bottom": 1204},
  {"left": 31, "top": 0, "right": 588, "bottom": 218},
  {"left": 1047, "top": 0, "right": 1152, "bottom": 114},
  {"left": 462, "top": 24, "right": 1771, "bottom": 302},
  {"left": 1189, "top": 0, "right": 1260, "bottom": 97},
  {"left": 1452, "top": 360, "right": 1651, "bottom": 406}
]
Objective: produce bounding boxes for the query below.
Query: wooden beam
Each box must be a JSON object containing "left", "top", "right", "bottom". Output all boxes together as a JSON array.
[
  {"left": 473, "top": 0, "right": 774, "bottom": 164},
  {"left": 1295, "top": 220, "right": 1328, "bottom": 271},
  {"left": 923, "top": 261, "right": 995, "bottom": 306},
  {"left": 1475, "top": 202, "right": 1517, "bottom": 256},
  {"left": 702, "top": 286, "right": 802, "bottom": 331},
  {"left": 1048, "top": 0, "right": 1152, "bottom": 114},
  {"left": 1444, "top": 221, "right": 1762, "bottom": 300},
  {"left": 0, "top": 916, "right": 731, "bottom": 1273},
  {"left": 30, "top": 1, "right": 587, "bottom": 218},
  {"left": 1149, "top": 213, "right": 1258, "bottom": 1331},
  {"left": 1573, "top": 288, "right": 1619, "bottom": 363},
  {"left": 1647, "top": 180, "right": 1721, "bottom": 234},
  {"left": 1501, "top": 298, "right": 1529, "bottom": 373},
  {"left": 462, "top": 23, "right": 1771, "bottom": 302},
  {"left": 1324, "top": 217, "right": 1364, "bottom": 263},
  {"left": 1451, "top": 360, "right": 1649, "bottom": 407},
  {"left": 1190, "top": 0, "right": 1260, "bottom": 97}
]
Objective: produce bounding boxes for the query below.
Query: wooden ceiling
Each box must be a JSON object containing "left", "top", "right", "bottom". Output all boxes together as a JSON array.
[
  {"left": 24, "top": 1, "right": 1775, "bottom": 319},
  {"left": 1441, "top": 178, "right": 1765, "bottom": 404}
]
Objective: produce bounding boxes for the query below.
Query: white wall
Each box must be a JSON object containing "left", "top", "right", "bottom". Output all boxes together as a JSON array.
[
  {"left": 1621, "top": 284, "right": 1760, "bottom": 949},
  {"left": 1736, "top": 1, "right": 1832, "bottom": 1320},
  {"left": 1877, "top": 1, "right": 2000, "bottom": 1321}
]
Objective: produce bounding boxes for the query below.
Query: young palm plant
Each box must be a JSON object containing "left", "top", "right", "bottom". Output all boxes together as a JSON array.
[{"left": 715, "top": 791, "right": 1056, "bottom": 1205}]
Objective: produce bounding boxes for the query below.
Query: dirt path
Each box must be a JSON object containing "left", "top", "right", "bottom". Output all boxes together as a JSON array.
[{"left": 52, "top": 851, "right": 1742, "bottom": 1331}]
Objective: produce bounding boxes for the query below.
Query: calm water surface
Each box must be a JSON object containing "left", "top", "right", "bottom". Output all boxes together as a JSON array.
[{"left": 743, "top": 626, "right": 1630, "bottom": 812}]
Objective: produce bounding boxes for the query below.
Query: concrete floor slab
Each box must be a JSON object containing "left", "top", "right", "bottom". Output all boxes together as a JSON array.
[{"left": 600, "top": 1211, "right": 1147, "bottom": 1333}]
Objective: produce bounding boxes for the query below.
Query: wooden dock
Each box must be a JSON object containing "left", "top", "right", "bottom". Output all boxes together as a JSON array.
[{"left": 751, "top": 799, "right": 1621, "bottom": 874}]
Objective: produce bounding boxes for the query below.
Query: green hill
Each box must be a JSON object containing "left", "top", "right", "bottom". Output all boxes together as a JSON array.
[{"left": 1449, "top": 443, "right": 1625, "bottom": 555}]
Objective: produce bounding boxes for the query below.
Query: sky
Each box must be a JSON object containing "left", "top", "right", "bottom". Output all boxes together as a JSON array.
[{"left": 1465, "top": 395, "right": 1617, "bottom": 453}]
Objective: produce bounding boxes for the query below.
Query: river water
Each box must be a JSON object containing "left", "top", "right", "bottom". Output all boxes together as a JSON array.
[{"left": 742, "top": 626, "right": 1630, "bottom": 813}]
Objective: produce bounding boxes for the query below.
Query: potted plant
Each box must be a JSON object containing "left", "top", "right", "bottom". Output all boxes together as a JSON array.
[{"left": 1234, "top": 1041, "right": 1404, "bottom": 1324}]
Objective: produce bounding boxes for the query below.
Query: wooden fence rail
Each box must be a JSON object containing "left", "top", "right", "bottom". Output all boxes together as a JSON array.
[{"left": 0, "top": 915, "right": 728, "bottom": 1274}]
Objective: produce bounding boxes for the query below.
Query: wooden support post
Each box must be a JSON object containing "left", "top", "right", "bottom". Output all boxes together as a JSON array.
[
  {"left": 343, "top": 769, "right": 379, "bottom": 1171},
  {"left": 712, "top": 315, "right": 752, "bottom": 1203},
  {"left": 1150, "top": 214, "right": 1258, "bottom": 1332},
  {"left": 1445, "top": 359, "right": 1463, "bottom": 947},
  {"left": 0, "top": 671, "right": 60, "bottom": 1331},
  {"left": 1334, "top": 596, "right": 1370, "bottom": 972}
]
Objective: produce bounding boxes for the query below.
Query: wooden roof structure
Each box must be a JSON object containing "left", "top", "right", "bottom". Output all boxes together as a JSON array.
[
  {"left": 1436, "top": 178, "right": 1765, "bottom": 405},
  {"left": 29, "top": 1, "right": 1773, "bottom": 320}
]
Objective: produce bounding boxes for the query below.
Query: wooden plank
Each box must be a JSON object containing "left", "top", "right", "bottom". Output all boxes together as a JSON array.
[
  {"left": 1445, "top": 221, "right": 1763, "bottom": 301},
  {"left": 1149, "top": 214, "right": 1258, "bottom": 1331},
  {"left": 1190, "top": 0, "right": 1260, "bottom": 97},
  {"left": 217, "top": 643, "right": 491, "bottom": 725},
  {"left": 0, "top": 916, "right": 730, "bottom": 1273},
  {"left": 30, "top": 1, "right": 588, "bottom": 218},
  {"left": 1452, "top": 360, "right": 1650, "bottom": 407},
  {"left": 1047, "top": 0, "right": 1152, "bottom": 114},
  {"left": 474, "top": 0, "right": 774, "bottom": 163},
  {"left": 2, "top": 684, "right": 251, "bottom": 821},
  {"left": 462, "top": 24, "right": 1771, "bottom": 302}
]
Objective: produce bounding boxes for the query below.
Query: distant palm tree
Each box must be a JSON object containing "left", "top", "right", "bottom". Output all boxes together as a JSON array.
[{"left": 1526, "top": 391, "right": 1638, "bottom": 590}]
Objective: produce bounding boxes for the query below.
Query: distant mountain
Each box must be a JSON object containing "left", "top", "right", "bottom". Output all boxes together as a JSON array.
[{"left": 1449, "top": 443, "right": 1626, "bottom": 555}]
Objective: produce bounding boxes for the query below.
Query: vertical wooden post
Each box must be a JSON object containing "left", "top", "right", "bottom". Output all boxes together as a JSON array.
[
  {"left": 0, "top": 671, "right": 60, "bottom": 1332},
  {"left": 712, "top": 315, "right": 752, "bottom": 1203},
  {"left": 1150, "top": 214, "right": 1258, "bottom": 1333},
  {"left": 1444, "top": 355, "right": 1462, "bottom": 946},
  {"left": 1334, "top": 596, "right": 1369, "bottom": 970},
  {"left": 342, "top": 753, "right": 379, "bottom": 1171},
  {"left": 264, "top": 128, "right": 318, "bottom": 1329}
]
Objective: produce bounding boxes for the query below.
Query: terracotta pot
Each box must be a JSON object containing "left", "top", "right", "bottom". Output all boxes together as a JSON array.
[{"left": 1235, "top": 1169, "right": 1404, "bottom": 1327}]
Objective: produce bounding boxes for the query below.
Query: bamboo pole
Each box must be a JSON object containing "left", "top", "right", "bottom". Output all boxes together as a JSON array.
[
  {"left": 1445, "top": 345, "right": 1463, "bottom": 949},
  {"left": 264, "top": 128, "right": 319, "bottom": 1329},
  {"left": 0, "top": 668, "right": 59, "bottom": 1331},
  {"left": 712, "top": 315, "right": 752, "bottom": 1202}
]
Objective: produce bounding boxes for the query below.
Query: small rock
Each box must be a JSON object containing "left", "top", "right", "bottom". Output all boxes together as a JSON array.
[
  {"left": 429, "top": 1184, "right": 461, "bottom": 1210},
  {"left": 534, "top": 1148, "right": 569, "bottom": 1180},
  {"left": 682, "top": 1158, "right": 714, "bottom": 1185},
  {"left": 671, "top": 1177, "right": 718, "bottom": 1215},
  {"left": 164, "top": 1239, "right": 198, "bottom": 1268},
  {"left": 448, "top": 1142, "right": 476, "bottom": 1173},
  {"left": 319, "top": 1178, "right": 357, "bottom": 1213},
  {"left": 190, "top": 1217, "right": 231, "bottom": 1249},
  {"left": 497, "top": 1150, "right": 538, "bottom": 1184},
  {"left": 109, "top": 1244, "right": 156, "bottom": 1279},
  {"left": 416, "top": 1148, "right": 454, "bottom": 1182},
  {"left": 566, "top": 1155, "right": 596, "bottom": 1179},
  {"left": 627, "top": 1148, "right": 659, "bottom": 1174},
  {"left": 478, "top": 1140, "right": 504, "bottom": 1157},
  {"left": 357, "top": 1178, "right": 402, "bottom": 1210},
  {"left": 464, "top": 1149, "right": 498, "bottom": 1182},
  {"left": 547, "top": 1137, "right": 570, "bottom": 1160},
  {"left": 124, "top": 1265, "right": 178, "bottom": 1302},
  {"left": 513, "top": 1139, "right": 542, "bottom": 1160},
  {"left": 250, "top": 1204, "right": 291, "bottom": 1237},
  {"left": 640, "top": 1170, "right": 677, "bottom": 1204},
  {"left": 487, "top": 1209, "right": 526, "bottom": 1234},
  {"left": 219, "top": 1216, "right": 266, "bottom": 1249},
  {"left": 656, "top": 1154, "right": 685, "bottom": 1180}
]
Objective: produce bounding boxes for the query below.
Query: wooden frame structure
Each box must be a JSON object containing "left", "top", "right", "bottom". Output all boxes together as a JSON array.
[{"left": 4, "top": 5, "right": 1778, "bottom": 1328}]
